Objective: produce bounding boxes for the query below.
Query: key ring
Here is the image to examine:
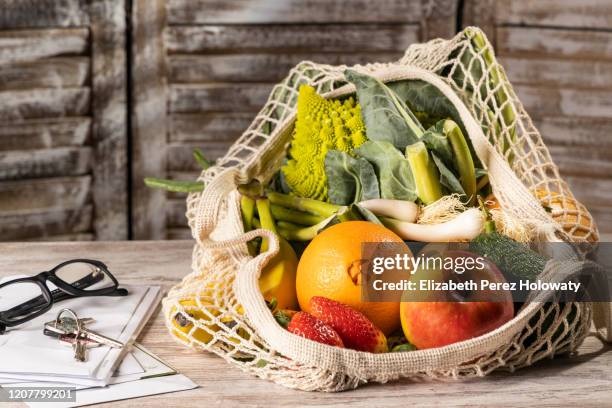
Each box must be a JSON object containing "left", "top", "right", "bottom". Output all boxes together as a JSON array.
[{"left": 55, "top": 308, "right": 82, "bottom": 333}]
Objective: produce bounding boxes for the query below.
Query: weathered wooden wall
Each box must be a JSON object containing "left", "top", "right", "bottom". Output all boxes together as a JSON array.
[
  {"left": 0, "top": 0, "right": 128, "bottom": 241},
  {"left": 2, "top": 0, "right": 609, "bottom": 241},
  {"left": 464, "top": 0, "right": 612, "bottom": 233},
  {"left": 131, "top": 0, "right": 459, "bottom": 239}
]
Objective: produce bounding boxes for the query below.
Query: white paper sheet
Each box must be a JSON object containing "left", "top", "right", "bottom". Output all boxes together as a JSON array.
[
  {"left": 0, "top": 344, "right": 175, "bottom": 389},
  {"left": 0, "top": 352, "right": 140, "bottom": 387},
  {"left": 108, "top": 352, "right": 142, "bottom": 378},
  {"left": 26, "top": 374, "right": 198, "bottom": 408},
  {"left": 0, "top": 283, "right": 161, "bottom": 386},
  {"left": 1, "top": 344, "right": 197, "bottom": 408}
]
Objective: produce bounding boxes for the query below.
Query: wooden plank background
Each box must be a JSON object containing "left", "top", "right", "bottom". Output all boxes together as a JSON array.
[
  {"left": 2, "top": 0, "right": 610, "bottom": 240},
  {"left": 131, "top": 0, "right": 458, "bottom": 239},
  {"left": 464, "top": 0, "right": 612, "bottom": 234},
  {"left": 0, "top": 0, "right": 127, "bottom": 241}
]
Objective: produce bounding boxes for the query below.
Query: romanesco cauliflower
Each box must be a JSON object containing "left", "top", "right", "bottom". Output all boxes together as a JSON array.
[{"left": 282, "top": 85, "right": 366, "bottom": 201}]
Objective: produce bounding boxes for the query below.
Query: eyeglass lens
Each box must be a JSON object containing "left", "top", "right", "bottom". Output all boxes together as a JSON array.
[
  {"left": 54, "top": 262, "right": 115, "bottom": 292},
  {"left": 0, "top": 281, "right": 48, "bottom": 322}
]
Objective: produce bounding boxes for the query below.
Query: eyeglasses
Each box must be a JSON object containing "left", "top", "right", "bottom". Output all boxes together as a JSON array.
[{"left": 0, "top": 259, "right": 128, "bottom": 334}]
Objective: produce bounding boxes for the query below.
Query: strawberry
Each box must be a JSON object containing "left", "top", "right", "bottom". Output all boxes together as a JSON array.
[
  {"left": 287, "top": 312, "right": 344, "bottom": 347},
  {"left": 309, "top": 296, "right": 388, "bottom": 353}
]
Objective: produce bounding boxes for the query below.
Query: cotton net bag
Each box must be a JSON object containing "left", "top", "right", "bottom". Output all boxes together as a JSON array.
[{"left": 162, "top": 27, "right": 610, "bottom": 392}]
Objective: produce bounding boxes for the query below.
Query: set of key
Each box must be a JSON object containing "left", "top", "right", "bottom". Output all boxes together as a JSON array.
[{"left": 44, "top": 309, "right": 124, "bottom": 362}]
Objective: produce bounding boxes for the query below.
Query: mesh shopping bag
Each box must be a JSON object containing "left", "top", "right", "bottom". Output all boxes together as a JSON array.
[{"left": 162, "top": 27, "right": 606, "bottom": 392}]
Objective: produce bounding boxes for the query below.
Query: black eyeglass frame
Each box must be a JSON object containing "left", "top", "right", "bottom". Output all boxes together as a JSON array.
[{"left": 0, "top": 259, "right": 127, "bottom": 333}]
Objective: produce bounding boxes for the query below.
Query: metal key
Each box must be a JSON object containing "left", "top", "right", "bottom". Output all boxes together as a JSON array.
[
  {"left": 73, "top": 332, "right": 88, "bottom": 362},
  {"left": 58, "top": 333, "right": 102, "bottom": 349},
  {"left": 77, "top": 325, "right": 123, "bottom": 349},
  {"left": 44, "top": 317, "right": 95, "bottom": 338},
  {"left": 47, "top": 309, "right": 124, "bottom": 349}
]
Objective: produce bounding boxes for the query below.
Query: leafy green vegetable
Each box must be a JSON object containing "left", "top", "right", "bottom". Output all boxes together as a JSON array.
[
  {"left": 345, "top": 69, "right": 423, "bottom": 150},
  {"left": 277, "top": 203, "right": 383, "bottom": 241},
  {"left": 353, "top": 203, "right": 383, "bottom": 225},
  {"left": 444, "top": 120, "right": 477, "bottom": 204},
  {"left": 475, "top": 168, "right": 488, "bottom": 178},
  {"left": 476, "top": 169, "right": 490, "bottom": 193},
  {"left": 337, "top": 205, "right": 365, "bottom": 222},
  {"left": 421, "top": 121, "right": 453, "bottom": 164},
  {"left": 421, "top": 119, "right": 477, "bottom": 202},
  {"left": 270, "top": 205, "right": 325, "bottom": 226},
  {"left": 390, "top": 79, "right": 483, "bottom": 169},
  {"left": 431, "top": 153, "right": 465, "bottom": 195},
  {"left": 324, "top": 150, "right": 380, "bottom": 205},
  {"left": 387, "top": 334, "right": 416, "bottom": 352},
  {"left": 413, "top": 111, "right": 444, "bottom": 130},
  {"left": 388, "top": 80, "right": 462, "bottom": 128},
  {"left": 405, "top": 142, "right": 442, "bottom": 205},
  {"left": 193, "top": 148, "right": 211, "bottom": 170},
  {"left": 144, "top": 178, "right": 204, "bottom": 193},
  {"left": 398, "top": 118, "right": 468, "bottom": 199},
  {"left": 278, "top": 216, "right": 339, "bottom": 241},
  {"left": 266, "top": 297, "right": 278, "bottom": 312},
  {"left": 354, "top": 140, "right": 417, "bottom": 202},
  {"left": 267, "top": 192, "right": 339, "bottom": 217},
  {"left": 274, "top": 310, "right": 292, "bottom": 329},
  {"left": 145, "top": 148, "right": 210, "bottom": 193},
  {"left": 392, "top": 343, "right": 417, "bottom": 352}
]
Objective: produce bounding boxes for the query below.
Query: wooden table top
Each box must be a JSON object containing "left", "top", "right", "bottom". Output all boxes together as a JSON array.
[{"left": 1, "top": 241, "right": 611, "bottom": 407}]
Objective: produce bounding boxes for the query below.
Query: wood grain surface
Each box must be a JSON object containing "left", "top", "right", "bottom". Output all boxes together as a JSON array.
[
  {"left": 166, "top": 0, "right": 424, "bottom": 24},
  {"left": 2, "top": 0, "right": 609, "bottom": 241},
  {"left": 0, "top": 0, "right": 89, "bottom": 29},
  {"left": 497, "top": 27, "right": 612, "bottom": 60},
  {"left": 169, "top": 52, "right": 401, "bottom": 83},
  {"left": 130, "top": 0, "right": 168, "bottom": 240},
  {"left": 0, "top": 176, "right": 91, "bottom": 213},
  {"left": 0, "top": 147, "right": 92, "bottom": 180},
  {"left": 0, "top": 28, "right": 89, "bottom": 64},
  {"left": 496, "top": 0, "right": 612, "bottom": 30},
  {"left": 0, "top": 206, "right": 92, "bottom": 240},
  {"left": 89, "top": 0, "right": 129, "bottom": 240},
  {"left": 0, "top": 57, "right": 90, "bottom": 91},
  {"left": 169, "top": 113, "right": 253, "bottom": 143},
  {"left": 128, "top": 0, "right": 455, "bottom": 240},
  {"left": 0, "top": 117, "right": 91, "bottom": 150},
  {"left": 0, "top": 88, "right": 90, "bottom": 121},
  {"left": 0, "top": 241, "right": 610, "bottom": 407},
  {"left": 165, "top": 24, "right": 420, "bottom": 54},
  {"left": 0, "top": 0, "right": 128, "bottom": 241}
]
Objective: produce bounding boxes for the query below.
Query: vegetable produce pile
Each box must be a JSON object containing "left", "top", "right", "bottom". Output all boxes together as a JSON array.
[{"left": 147, "top": 68, "right": 578, "bottom": 354}]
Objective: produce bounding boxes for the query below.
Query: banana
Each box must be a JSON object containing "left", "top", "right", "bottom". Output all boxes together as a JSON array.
[
  {"left": 258, "top": 236, "right": 299, "bottom": 310},
  {"left": 256, "top": 198, "right": 299, "bottom": 310},
  {"left": 170, "top": 298, "right": 220, "bottom": 345}
]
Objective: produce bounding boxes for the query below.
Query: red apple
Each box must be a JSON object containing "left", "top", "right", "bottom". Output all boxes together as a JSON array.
[{"left": 400, "top": 248, "right": 514, "bottom": 349}]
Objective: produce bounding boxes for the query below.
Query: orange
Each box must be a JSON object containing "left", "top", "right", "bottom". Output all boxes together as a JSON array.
[
  {"left": 296, "top": 221, "right": 411, "bottom": 335},
  {"left": 484, "top": 193, "right": 500, "bottom": 210}
]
